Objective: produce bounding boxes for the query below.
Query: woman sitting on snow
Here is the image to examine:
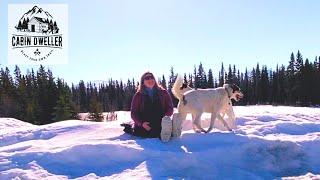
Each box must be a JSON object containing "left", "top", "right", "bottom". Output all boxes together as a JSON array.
[{"left": 121, "top": 71, "right": 174, "bottom": 142}]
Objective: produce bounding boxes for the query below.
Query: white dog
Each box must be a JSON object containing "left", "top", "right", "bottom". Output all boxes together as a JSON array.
[{"left": 171, "top": 75, "right": 243, "bottom": 134}]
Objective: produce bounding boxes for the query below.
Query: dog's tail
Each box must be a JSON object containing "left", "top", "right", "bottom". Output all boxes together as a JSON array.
[{"left": 172, "top": 75, "right": 184, "bottom": 100}]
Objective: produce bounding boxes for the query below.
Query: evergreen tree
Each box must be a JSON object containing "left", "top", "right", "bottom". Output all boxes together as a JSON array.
[
  {"left": 161, "top": 75, "right": 167, "bottom": 89},
  {"left": 52, "top": 90, "right": 73, "bottom": 121},
  {"left": 260, "top": 66, "right": 269, "bottom": 103},
  {"left": 88, "top": 95, "right": 104, "bottom": 122},
  {"left": 193, "top": 65, "right": 199, "bottom": 89},
  {"left": 168, "top": 67, "right": 178, "bottom": 106},
  {"left": 188, "top": 74, "right": 194, "bottom": 88},
  {"left": 197, "top": 62, "right": 207, "bottom": 88},
  {"left": 295, "top": 50, "right": 304, "bottom": 104},
  {"left": 251, "top": 67, "right": 257, "bottom": 104},
  {"left": 255, "top": 63, "right": 261, "bottom": 103},
  {"left": 79, "top": 80, "right": 87, "bottom": 112},
  {"left": 226, "top": 64, "right": 233, "bottom": 84},
  {"left": 232, "top": 65, "right": 237, "bottom": 84},
  {"left": 287, "top": 52, "right": 296, "bottom": 104},
  {"left": 243, "top": 68, "right": 249, "bottom": 104},
  {"left": 219, "top": 62, "right": 225, "bottom": 86},
  {"left": 207, "top": 69, "right": 214, "bottom": 88},
  {"left": 183, "top": 73, "right": 188, "bottom": 84}
]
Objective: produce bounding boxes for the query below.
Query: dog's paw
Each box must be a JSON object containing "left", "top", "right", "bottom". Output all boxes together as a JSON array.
[{"left": 205, "top": 129, "right": 212, "bottom": 133}]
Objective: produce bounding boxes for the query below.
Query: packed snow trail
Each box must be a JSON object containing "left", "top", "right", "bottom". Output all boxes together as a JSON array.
[{"left": 0, "top": 106, "right": 320, "bottom": 179}]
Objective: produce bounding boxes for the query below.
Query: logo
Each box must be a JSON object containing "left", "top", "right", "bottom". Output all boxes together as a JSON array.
[{"left": 8, "top": 4, "right": 68, "bottom": 64}]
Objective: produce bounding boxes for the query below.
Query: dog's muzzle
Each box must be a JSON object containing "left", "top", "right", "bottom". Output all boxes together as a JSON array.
[{"left": 235, "top": 93, "right": 244, "bottom": 101}]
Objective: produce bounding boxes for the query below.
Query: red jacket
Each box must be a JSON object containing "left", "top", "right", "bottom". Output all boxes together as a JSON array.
[{"left": 130, "top": 88, "right": 174, "bottom": 127}]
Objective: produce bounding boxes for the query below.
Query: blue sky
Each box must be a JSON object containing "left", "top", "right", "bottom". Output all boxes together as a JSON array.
[{"left": 1, "top": 0, "right": 319, "bottom": 84}]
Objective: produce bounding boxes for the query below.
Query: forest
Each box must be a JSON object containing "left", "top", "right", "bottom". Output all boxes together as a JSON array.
[{"left": 0, "top": 50, "right": 319, "bottom": 124}]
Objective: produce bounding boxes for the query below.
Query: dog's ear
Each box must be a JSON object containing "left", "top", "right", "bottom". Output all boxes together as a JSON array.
[
  {"left": 179, "top": 83, "right": 188, "bottom": 90},
  {"left": 231, "top": 84, "right": 240, "bottom": 92}
]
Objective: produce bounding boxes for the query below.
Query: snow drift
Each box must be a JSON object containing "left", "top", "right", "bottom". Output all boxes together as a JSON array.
[{"left": 0, "top": 106, "right": 320, "bottom": 179}]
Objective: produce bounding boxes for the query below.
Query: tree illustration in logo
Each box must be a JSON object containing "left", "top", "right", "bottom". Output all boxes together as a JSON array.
[{"left": 15, "top": 6, "right": 59, "bottom": 34}]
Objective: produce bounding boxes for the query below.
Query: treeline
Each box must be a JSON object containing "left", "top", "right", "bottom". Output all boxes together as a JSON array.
[
  {"left": 0, "top": 50, "right": 319, "bottom": 124},
  {"left": 182, "top": 51, "right": 320, "bottom": 106}
]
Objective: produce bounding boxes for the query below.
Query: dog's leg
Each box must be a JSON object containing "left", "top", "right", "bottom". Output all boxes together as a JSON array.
[
  {"left": 206, "top": 112, "right": 218, "bottom": 133},
  {"left": 191, "top": 114, "right": 198, "bottom": 132},
  {"left": 227, "top": 106, "right": 236, "bottom": 121},
  {"left": 225, "top": 107, "right": 236, "bottom": 129},
  {"left": 191, "top": 113, "right": 197, "bottom": 132},
  {"left": 217, "top": 114, "right": 232, "bottom": 131},
  {"left": 172, "top": 112, "right": 187, "bottom": 137},
  {"left": 193, "top": 113, "right": 206, "bottom": 133}
]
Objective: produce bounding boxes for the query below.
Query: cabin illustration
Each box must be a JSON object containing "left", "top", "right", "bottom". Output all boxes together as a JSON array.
[
  {"left": 28, "top": 17, "right": 49, "bottom": 33},
  {"left": 16, "top": 17, "right": 59, "bottom": 34}
]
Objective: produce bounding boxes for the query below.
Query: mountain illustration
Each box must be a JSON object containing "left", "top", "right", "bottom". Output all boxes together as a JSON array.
[
  {"left": 15, "top": 6, "right": 59, "bottom": 34},
  {"left": 20, "top": 6, "right": 53, "bottom": 22}
]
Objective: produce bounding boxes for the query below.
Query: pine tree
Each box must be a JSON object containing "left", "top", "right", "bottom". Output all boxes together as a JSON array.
[
  {"left": 232, "top": 65, "right": 237, "bottom": 83},
  {"left": 183, "top": 73, "right": 188, "bottom": 85},
  {"left": 168, "top": 67, "right": 178, "bottom": 106},
  {"left": 213, "top": 78, "right": 218, "bottom": 88},
  {"left": 301, "top": 58, "right": 314, "bottom": 105},
  {"left": 168, "top": 66, "right": 175, "bottom": 90},
  {"left": 295, "top": 50, "right": 304, "bottom": 104},
  {"left": 271, "top": 65, "right": 280, "bottom": 104},
  {"left": 207, "top": 69, "right": 214, "bottom": 88},
  {"left": 197, "top": 62, "right": 207, "bottom": 88},
  {"left": 260, "top": 66, "right": 269, "bottom": 103},
  {"left": 88, "top": 95, "right": 104, "bottom": 122},
  {"left": 52, "top": 90, "right": 73, "bottom": 121},
  {"left": 13, "top": 65, "right": 27, "bottom": 120},
  {"left": 79, "top": 80, "right": 87, "bottom": 112},
  {"left": 255, "top": 63, "right": 261, "bottom": 103},
  {"left": 295, "top": 50, "right": 304, "bottom": 73},
  {"left": 278, "top": 65, "right": 286, "bottom": 104},
  {"left": 188, "top": 74, "right": 194, "bottom": 88},
  {"left": 236, "top": 69, "right": 241, "bottom": 85},
  {"left": 193, "top": 65, "right": 198, "bottom": 89},
  {"left": 286, "top": 52, "right": 296, "bottom": 105},
  {"left": 251, "top": 67, "right": 257, "bottom": 104},
  {"left": 219, "top": 62, "right": 225, "bottom": 86},
  {"left": 226, "top": 64, "right": 233, "bottom": 84},
  {"left": 243, "top": 68, "right": 249, "bottom": 104},
  {"left": 161, "top": 75, "right": 167, "bottom": 89}
]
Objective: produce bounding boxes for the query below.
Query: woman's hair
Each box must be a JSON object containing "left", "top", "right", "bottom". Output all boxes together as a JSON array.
[{"left": 136, "top": 71, "right": 164, "bottom": 93}]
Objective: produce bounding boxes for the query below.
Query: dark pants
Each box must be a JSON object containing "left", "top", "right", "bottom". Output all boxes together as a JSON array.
[{"left": 121, "top": 123, "right": 161, "bottom": 138}]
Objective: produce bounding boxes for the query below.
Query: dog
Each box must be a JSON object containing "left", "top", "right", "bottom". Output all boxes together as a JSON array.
[{"left": 172, "top": 75, "right": 243, "bottom": 133}]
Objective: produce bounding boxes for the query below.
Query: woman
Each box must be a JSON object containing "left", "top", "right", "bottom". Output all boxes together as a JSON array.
[{"left": 121, "top": 71, "right": 174, "bottom": 141}]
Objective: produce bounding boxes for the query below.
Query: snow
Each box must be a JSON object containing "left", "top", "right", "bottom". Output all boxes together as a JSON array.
[{"left": 0, "top": 106, "right": 320, "bottom": 179}]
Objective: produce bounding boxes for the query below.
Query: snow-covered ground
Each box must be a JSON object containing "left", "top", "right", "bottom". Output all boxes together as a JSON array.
[{"left": 0, "top": 106, "right": 320, "bottom": 179}]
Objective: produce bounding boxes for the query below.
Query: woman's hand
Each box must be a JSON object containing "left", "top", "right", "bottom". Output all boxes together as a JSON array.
[{"left": 142, "top": 122, "right": 151, "bottom": 131}]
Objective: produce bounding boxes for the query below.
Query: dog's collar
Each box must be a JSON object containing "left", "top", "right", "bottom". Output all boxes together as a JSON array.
[{"left": 225, "top": 86, "right": 232, "bottom": 99}]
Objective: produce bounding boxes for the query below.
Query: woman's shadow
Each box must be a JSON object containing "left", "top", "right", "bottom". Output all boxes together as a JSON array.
[{"left": 107, "top": 129, "right": 310, "bottom": 179}]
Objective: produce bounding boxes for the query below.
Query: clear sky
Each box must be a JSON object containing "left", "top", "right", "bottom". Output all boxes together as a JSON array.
[{"left": 1, "top": 0, "right": 319, "bottom": 85}]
